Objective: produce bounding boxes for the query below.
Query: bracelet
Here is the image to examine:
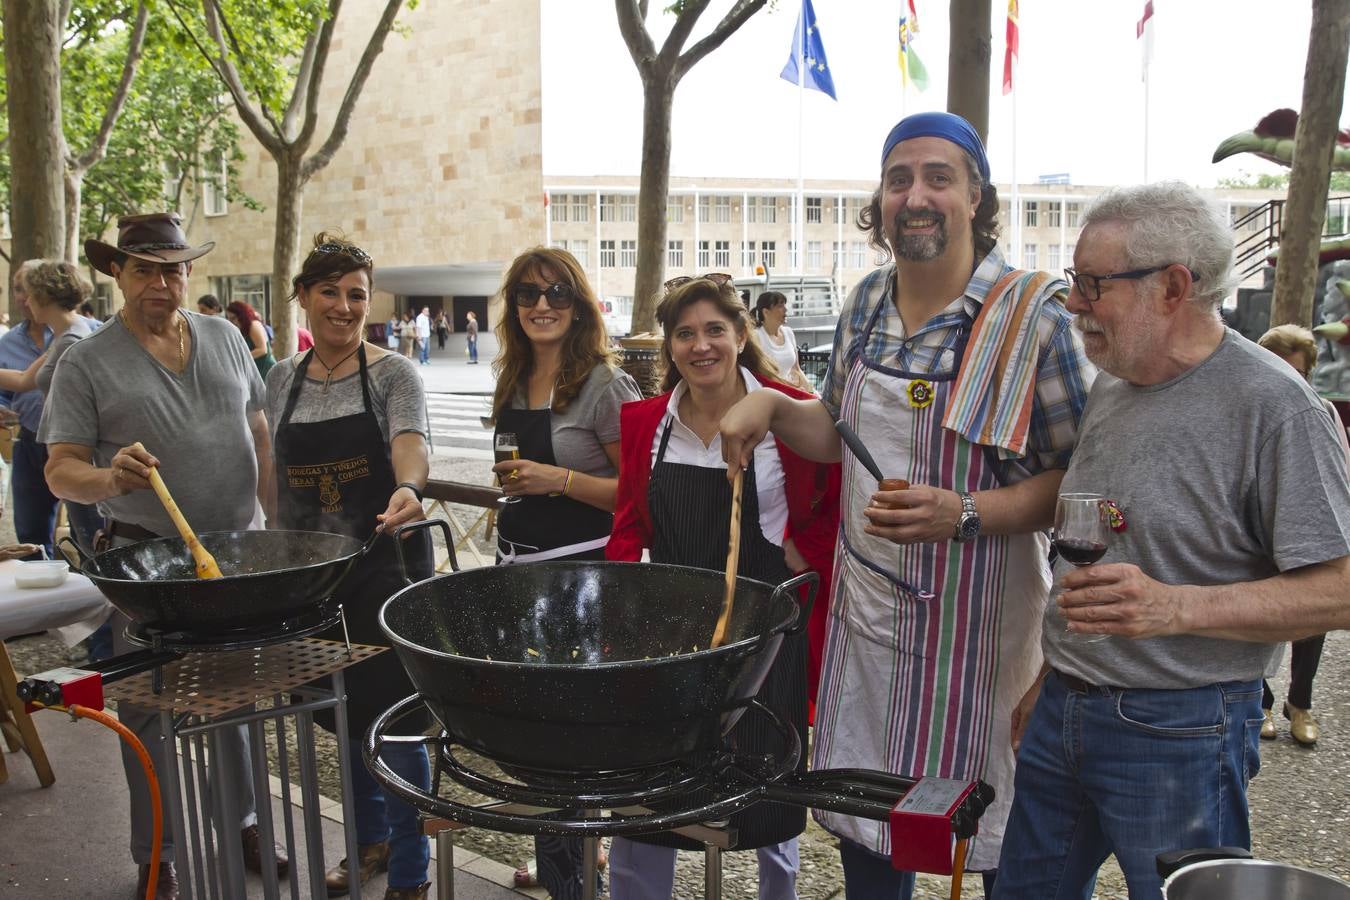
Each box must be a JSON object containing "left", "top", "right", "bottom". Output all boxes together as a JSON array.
[
  {"left": 562, "top": 469, "right": 574, "bottom": 496},
  {"left": 397, "top": 481, "right": 424, "bottom": 502}
]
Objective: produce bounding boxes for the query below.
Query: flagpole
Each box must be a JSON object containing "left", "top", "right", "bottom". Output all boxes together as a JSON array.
[
  {"left": 1142, "top": 64, "right": 1150, "bottom": 182},
  {"left": 1010, "top": 88, "right": 1020, "bottom": 267},
  {"left": 796, "top": 1, "right": 805, "bottom": 276}
]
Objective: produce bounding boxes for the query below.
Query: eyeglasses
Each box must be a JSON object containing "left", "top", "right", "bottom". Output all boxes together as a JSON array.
[
  {"left": 315, "top": 242, "right": 372, "bottom": 265},
  {"left": 663, "top": 273, "right": 734, "bottom": 293},
  {"left": 512, "top": 281, "right": 576, "bottom": 309},
  {"left": 1063, "top": 264, "right": 1187, "bottom": 302}
]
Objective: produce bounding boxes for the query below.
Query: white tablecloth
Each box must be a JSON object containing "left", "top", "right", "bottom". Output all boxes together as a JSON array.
[{"left": 0, "top": 559, "right": 110, "bottom": 645}]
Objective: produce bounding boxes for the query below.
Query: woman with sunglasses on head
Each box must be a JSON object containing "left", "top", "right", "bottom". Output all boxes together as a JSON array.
[
  {"left": 752, "top": 291, "right": 812, "bottom": 392},
  {"left": 264, "top": 233, "right": 435, "bottom": 900},
  {"left": 490, "top": 246, "right": 640, "bottom": 898},
  {"left": 607, "top": 275, "right": 841, "bottom": 900}
]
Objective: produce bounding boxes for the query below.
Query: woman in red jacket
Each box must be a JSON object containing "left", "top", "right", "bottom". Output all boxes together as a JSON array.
[{"left": 607, "top": 274, "right": 840, "bottom": 900}]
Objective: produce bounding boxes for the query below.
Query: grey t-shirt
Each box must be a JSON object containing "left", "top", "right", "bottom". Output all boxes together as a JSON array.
[
  {"left": 38, "top": 310, "right": 267, "bottom": 535},
  {"left": 1044, "top": 329, "right": 1350, "bottom": 688},
  {"left": 265, "top": 348, "right": 429, "bottom": 444},
  {"left": 507, "top": 363, "right": 641, "bottom": 477},
  {"left": 35, "top": 316, "right": 94, "bottom": 397}
]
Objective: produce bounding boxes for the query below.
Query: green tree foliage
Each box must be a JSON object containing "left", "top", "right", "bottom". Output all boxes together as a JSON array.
[{"left": 1219, "top": 170, "right": 1350, "bottom": 191}]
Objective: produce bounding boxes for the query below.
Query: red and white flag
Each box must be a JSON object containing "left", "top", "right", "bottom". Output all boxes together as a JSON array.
[
  {"left": 1002, "top": 0, "right": 1019, "bottom": 95},
  {"left": 1137, "top": 0, "right": 1155, "bottom": 83}
]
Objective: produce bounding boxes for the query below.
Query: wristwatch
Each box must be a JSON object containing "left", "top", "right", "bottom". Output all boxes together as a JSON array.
[
  {"left": 398, "top": 481, "right": 424, "bottom": 502},
  {"left": 953, "top": 491, "right": 981, "bottom": 543}
]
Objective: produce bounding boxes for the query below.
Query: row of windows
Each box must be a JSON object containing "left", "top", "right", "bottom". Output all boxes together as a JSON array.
[
  {"left": 551, "top": 238, "right": 884, "bottom": 270},
  {"left": 1010, "top": 200, "right": 1081, "bottom": 229},
  {"left": 1013, "top": 242, "right": 1078, "bottom": 271},
  {"left": 550, "top": 194, "right": 869, "bottom": 226}
]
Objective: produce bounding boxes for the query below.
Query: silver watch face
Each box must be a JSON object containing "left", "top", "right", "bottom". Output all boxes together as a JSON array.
[{"left": 956, "top": 512, "right": 981, "bottom": 541}]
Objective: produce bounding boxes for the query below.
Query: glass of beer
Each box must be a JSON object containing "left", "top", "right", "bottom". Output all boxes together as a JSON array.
[{"left": 495, "top": 433, "right": 522, "bottom": 504}]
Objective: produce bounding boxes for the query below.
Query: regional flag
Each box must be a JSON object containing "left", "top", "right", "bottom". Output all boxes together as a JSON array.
[
  {"left": 1002, "top": 0, "right": 1019, "bottom": 95},
  {"left": 1137, "top": 0, "right": 1155, "bottom": 83},
  {"left": 899, "top": 3, "right": 929, "bottom": 91},
  {"left": 780, "top": 0, "right": 838, "bottom": 100}
]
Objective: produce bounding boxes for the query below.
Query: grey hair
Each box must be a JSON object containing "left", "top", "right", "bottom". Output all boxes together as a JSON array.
[{"left": 1081, "top": 181, "right": 1235, "bottom": 310}]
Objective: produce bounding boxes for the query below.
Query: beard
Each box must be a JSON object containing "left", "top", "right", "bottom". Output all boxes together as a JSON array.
[{"left": 889, "top": 209, "right": 950, "bottom": 262}]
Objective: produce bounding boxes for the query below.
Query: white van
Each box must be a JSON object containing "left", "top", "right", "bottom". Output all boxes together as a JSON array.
[{"left": 733, "top": 272, "right": 843, "bottom": 350}]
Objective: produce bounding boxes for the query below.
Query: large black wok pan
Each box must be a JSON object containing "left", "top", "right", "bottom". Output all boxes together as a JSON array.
[
  {"left": 61, "top": 529, "right": 377, "bottom": 634},
  {"left": 379, "top": 553, "right": 816, "bottom": 774}
]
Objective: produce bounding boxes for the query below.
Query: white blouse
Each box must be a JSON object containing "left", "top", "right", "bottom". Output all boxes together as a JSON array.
[
  {"left": 650, "top": 368, "right": 788, "bottom": 546},
  {"left": 758, "top": 324, "right": 799, "bottom": 382}
]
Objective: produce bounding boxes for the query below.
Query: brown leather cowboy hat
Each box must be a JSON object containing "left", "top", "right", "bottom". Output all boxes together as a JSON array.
[{"left": 84, "top": 212, "right": 215, "bottom": 276}]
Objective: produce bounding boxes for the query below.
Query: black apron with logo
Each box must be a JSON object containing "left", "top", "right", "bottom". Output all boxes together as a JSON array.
[
  {"left": 494, "top": 400, "right": 615, "bottom": 563},
  {"left": 638, "top": 418, "right": 809, "bottom": 851},
  {"left": 273, "top": 346, "right": 432, "bottom": 737}
]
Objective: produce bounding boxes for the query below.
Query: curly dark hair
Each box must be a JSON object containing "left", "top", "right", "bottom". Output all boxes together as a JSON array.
[{"left": 857, "top": 149, "right": 1001, "bottom": 263}]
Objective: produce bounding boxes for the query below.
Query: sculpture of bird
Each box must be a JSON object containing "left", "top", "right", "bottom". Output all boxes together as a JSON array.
[{"left": 1212, "top": 108, "right": 1350, "bottom": 169}]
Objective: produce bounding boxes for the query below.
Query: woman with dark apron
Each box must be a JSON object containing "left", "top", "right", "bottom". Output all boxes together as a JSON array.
[
  {"left": 266, "top": 234, "right": 435, "bottom": 900},
  {"left": 489, "top": 247, "right": 641, "bottom": 897},
  {"left": 607, "top": 276, "right": 839, "bottom": 900}
]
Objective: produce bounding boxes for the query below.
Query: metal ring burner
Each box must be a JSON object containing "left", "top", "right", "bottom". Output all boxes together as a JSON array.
[{"left": 124, "top": 606, "right": 344, "bottom": 654}]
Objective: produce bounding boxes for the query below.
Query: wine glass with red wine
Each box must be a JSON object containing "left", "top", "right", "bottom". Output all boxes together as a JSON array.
[{"left": 1053, "top": 492, "right": 1110, "bottom": 643}]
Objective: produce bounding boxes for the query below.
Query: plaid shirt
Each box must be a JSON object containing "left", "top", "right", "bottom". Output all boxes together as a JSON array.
[{"left": 821, "top": 247, "right": 1094, "bottom": 476}]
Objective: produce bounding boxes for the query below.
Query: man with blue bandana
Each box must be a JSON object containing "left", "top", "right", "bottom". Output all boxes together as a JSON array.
[{"left": 720, "top": 112, "right": 1095, "bottom": 897}]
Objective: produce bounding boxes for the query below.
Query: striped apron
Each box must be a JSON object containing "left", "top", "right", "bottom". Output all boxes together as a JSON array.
[{"left": 811, "top": 295, "right": 1048, "bottom": 872}]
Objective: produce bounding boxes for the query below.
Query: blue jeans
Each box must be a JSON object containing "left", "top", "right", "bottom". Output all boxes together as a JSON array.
[
  {"left": 610, "top": 837, "right": 797, "bottom": 899},
  {"left": 839, "top": 839, "right": 996, "bottom": 899},
  {"left": 467, "top": 336, "right": 478, "bottom": 363},
  {"left": 992, "top": 671, "right": 1263, "bottom": 899},
  {"left": 353, "top": 738, "right": 430, "bottom": 888},
  {"left": 419, "top": 338, "right": 429, "bottom": 364},
  {"left": 11, "top": 436, "right": 58, "bottom": 559}
]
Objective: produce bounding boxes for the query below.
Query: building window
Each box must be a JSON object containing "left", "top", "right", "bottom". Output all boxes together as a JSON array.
[
  {"left": 668, "top": 240, "right": 684, "bottom": 268},
  {"left": 1024, "top": 201, "right": 1038, "bottom": 228},
  {"left": 1046, "top": 203, "right": 1062, "bottom": 228},
  {"left": 619, "top": 195, "right": 636, "bottom": 222},
  {"left": 600, "top": 194, "right": 636, "bottom": 223},
  {"left": 203, "top": 151, "right": 228, "bottom": 217},
  {"left": 833, "top": 197, "right": 847, "bottom": 225},
  {"left": 850, "top": 242, "right": 867, "bottom": 269},
  {"left": 760, "top": 196, "right": 777, "bottom": 225},
  {"left": 1047, "top": 243, "right": 1061, "bottom": 270},
  {"left": 1065, "top": 202, "right": 1080, "bottom": 228},
  {"left": 833, "top": 241, "right": 847, "bottom": 269},
  {"left": 600, "top": 240, "right": 616, "bottom": 268},
  {"left": 571, "top": 195, "right": 589, "bottom": 223},
  {"left": 805, "top": 196, "right": 823, "bottom": 224},
  {"left": 600, "top": 195, "right": 617, "bottom": 222},
  {"left": 714, "top": 240, "right": 731, "bottom": 268},
  {"left": 619, "top": 240, "right": 637, "bottom": 267},
  {"left": 807, "top": 241, "right": 823, "bottom": 268},
  {"left": 874, "top": 248, "right": 889, "bottom": 266},
  {"left": 210, "top": 274, "right": 271, "bottom": 322},
  {"left": 762, "top": 241, "right": 777, "bottom": 268},
  {"left": 698, "top": 196, "right": 711, "bottom": 224},
  {"left": 698, "top": 240, "right": 711, "bottom": 268},
  {"left": 742, "top": 241, "right": 758, "bottom": 268},
  {"left": 1065, "top": 241, "right": 1076, "bottom": 264},
  {"left": 550, "top": 195, "right": 568, "bottom": 223},
  {"left": 667, "top": 197, "right": 683, "bottom": 224},
  {"left": 570, "top": 239, "right": 589, "bottom": 267},
  {"left": 714, "top": 196, "right": 731, "bottom": 224},
  {"left": 1022, "top": 244, "right": 1038, "bottom": 269}
]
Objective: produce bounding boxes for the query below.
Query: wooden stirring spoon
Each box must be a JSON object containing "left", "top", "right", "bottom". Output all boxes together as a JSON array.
[
  {"left": 710, "top": 466, "right": 745, "bottom": 648},
  {"left": 132, "top": 442, "right": 223, "bottom": 579}
]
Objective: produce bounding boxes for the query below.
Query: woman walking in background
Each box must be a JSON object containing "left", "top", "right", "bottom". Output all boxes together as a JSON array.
[{"left": 226, "top": 300, "right": 276, "bottom": 379}]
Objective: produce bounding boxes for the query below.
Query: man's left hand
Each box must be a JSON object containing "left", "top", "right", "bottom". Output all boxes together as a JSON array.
[
  {"left": 862, "top": 484, "right": 961, "bottom": 545},
  {"left": 376, "top": 486, "right": 426, "bottom": 534},
  {"left": 1058, "top": 563, "right": 1182, "bottom": 639}
]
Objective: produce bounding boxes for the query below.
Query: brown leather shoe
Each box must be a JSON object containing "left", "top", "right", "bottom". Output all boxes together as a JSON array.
[
  {"left": 1286, "top": 702, "right": 1320, "bottom": 745},
  {"left": 241, "top": 824, "right": 290, "bottom": 876},
  {"left": 384, "top": 883, "right": 430, "bottom": 900},
  {"left": 324, "top": 841, "right": 390, "bottom": 897},
  {"left": 135, "top": 861, "right": 179, "bottom": 900}
]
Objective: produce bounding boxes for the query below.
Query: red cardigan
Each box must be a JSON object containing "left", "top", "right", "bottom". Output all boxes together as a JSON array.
[{"left": 607, "top": 380, "right": 842, "bottom": 708}]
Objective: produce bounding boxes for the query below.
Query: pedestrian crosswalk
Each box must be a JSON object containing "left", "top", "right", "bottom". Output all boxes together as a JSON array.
[{"left": 425, "top": 392, "right": 494, "bottom": 459}]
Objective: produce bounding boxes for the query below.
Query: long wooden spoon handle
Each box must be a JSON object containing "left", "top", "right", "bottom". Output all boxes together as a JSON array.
[
  {"left": 711, "top": 467, "right": 745, "bottom": 649},
  {"left": 136, "top": 445, "right": 223, "bottom": 579}
]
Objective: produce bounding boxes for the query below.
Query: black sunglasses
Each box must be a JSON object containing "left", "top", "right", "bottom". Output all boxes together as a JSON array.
[
  {"left": 663, "top": 273, "right": 734, "bottom": 293},
  {"left": 512, "top": 281, "right": 576, "bottom": 309}
]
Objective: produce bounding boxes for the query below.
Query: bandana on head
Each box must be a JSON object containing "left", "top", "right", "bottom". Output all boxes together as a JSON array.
[{"left": 880, "top": 112, "right": 991, "bottom": 183}]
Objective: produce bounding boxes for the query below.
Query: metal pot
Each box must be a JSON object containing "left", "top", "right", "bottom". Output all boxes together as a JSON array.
[
  {"left": 378, "top": 560, "right": 815, "bottom": 773},
  {"left": 61, "top": 528, "right": 378, "bottom": 634},
  {"left": 1159, "top": 848, "right": 1350, "bottom": 900}
]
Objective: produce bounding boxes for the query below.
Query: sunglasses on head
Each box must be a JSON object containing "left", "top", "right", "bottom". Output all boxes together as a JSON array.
[
  {"left": 663, "top": 273, "right": 734, "bottom": 293},
  {"left": 512, "top": 281, "right": 576, "bottom": 309}
]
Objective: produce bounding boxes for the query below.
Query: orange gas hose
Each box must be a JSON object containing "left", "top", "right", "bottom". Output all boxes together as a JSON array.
[
  {"left": 950, "top": 837, "right": 969, "bottom": 900},
  {"left": 35, "top": 703, "right": 163, "bottom": 900}
]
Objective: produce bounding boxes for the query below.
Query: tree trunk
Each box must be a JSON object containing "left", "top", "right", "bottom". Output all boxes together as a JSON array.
[
  {"left": 270, "top": 154, "right": 304, "bottom": 359},
  {"left": 64, "top": 170, "right": 85, "bottom": 265},
  {"left": 1271, "top": 0, "right": 1350, "bottom": 328},
  {"left": 3, "top": 0, "right": 66, "bottom": 316},
  {"left": 630, "top": 74, "right": 676, "bottom": 335},
  {"left": 947, "top": 0, "right": 992, "bottom": 144}
]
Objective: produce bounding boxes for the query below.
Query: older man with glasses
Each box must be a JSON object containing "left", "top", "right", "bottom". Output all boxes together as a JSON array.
[{"left": 991, "top": 182, "right": 1350, "bottom": 899}]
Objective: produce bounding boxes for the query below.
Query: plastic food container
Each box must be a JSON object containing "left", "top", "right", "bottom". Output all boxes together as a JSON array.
[{"left": 14, "top": 560, "right": 70, "bottom": 589}]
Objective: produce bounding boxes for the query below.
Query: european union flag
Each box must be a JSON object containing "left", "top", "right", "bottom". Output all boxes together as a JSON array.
[{"left": 779, "top": 0, "right": 837, "bottom": 100}]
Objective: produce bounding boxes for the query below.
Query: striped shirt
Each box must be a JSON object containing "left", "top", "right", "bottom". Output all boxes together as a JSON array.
[{"left": 821, "top": 247, "right": 1094, "bottom": 477}]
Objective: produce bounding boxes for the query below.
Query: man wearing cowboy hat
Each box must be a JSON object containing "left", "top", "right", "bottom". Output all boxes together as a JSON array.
[{"left": 40, "top": 212, "right": 284, "bottom": 898}]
